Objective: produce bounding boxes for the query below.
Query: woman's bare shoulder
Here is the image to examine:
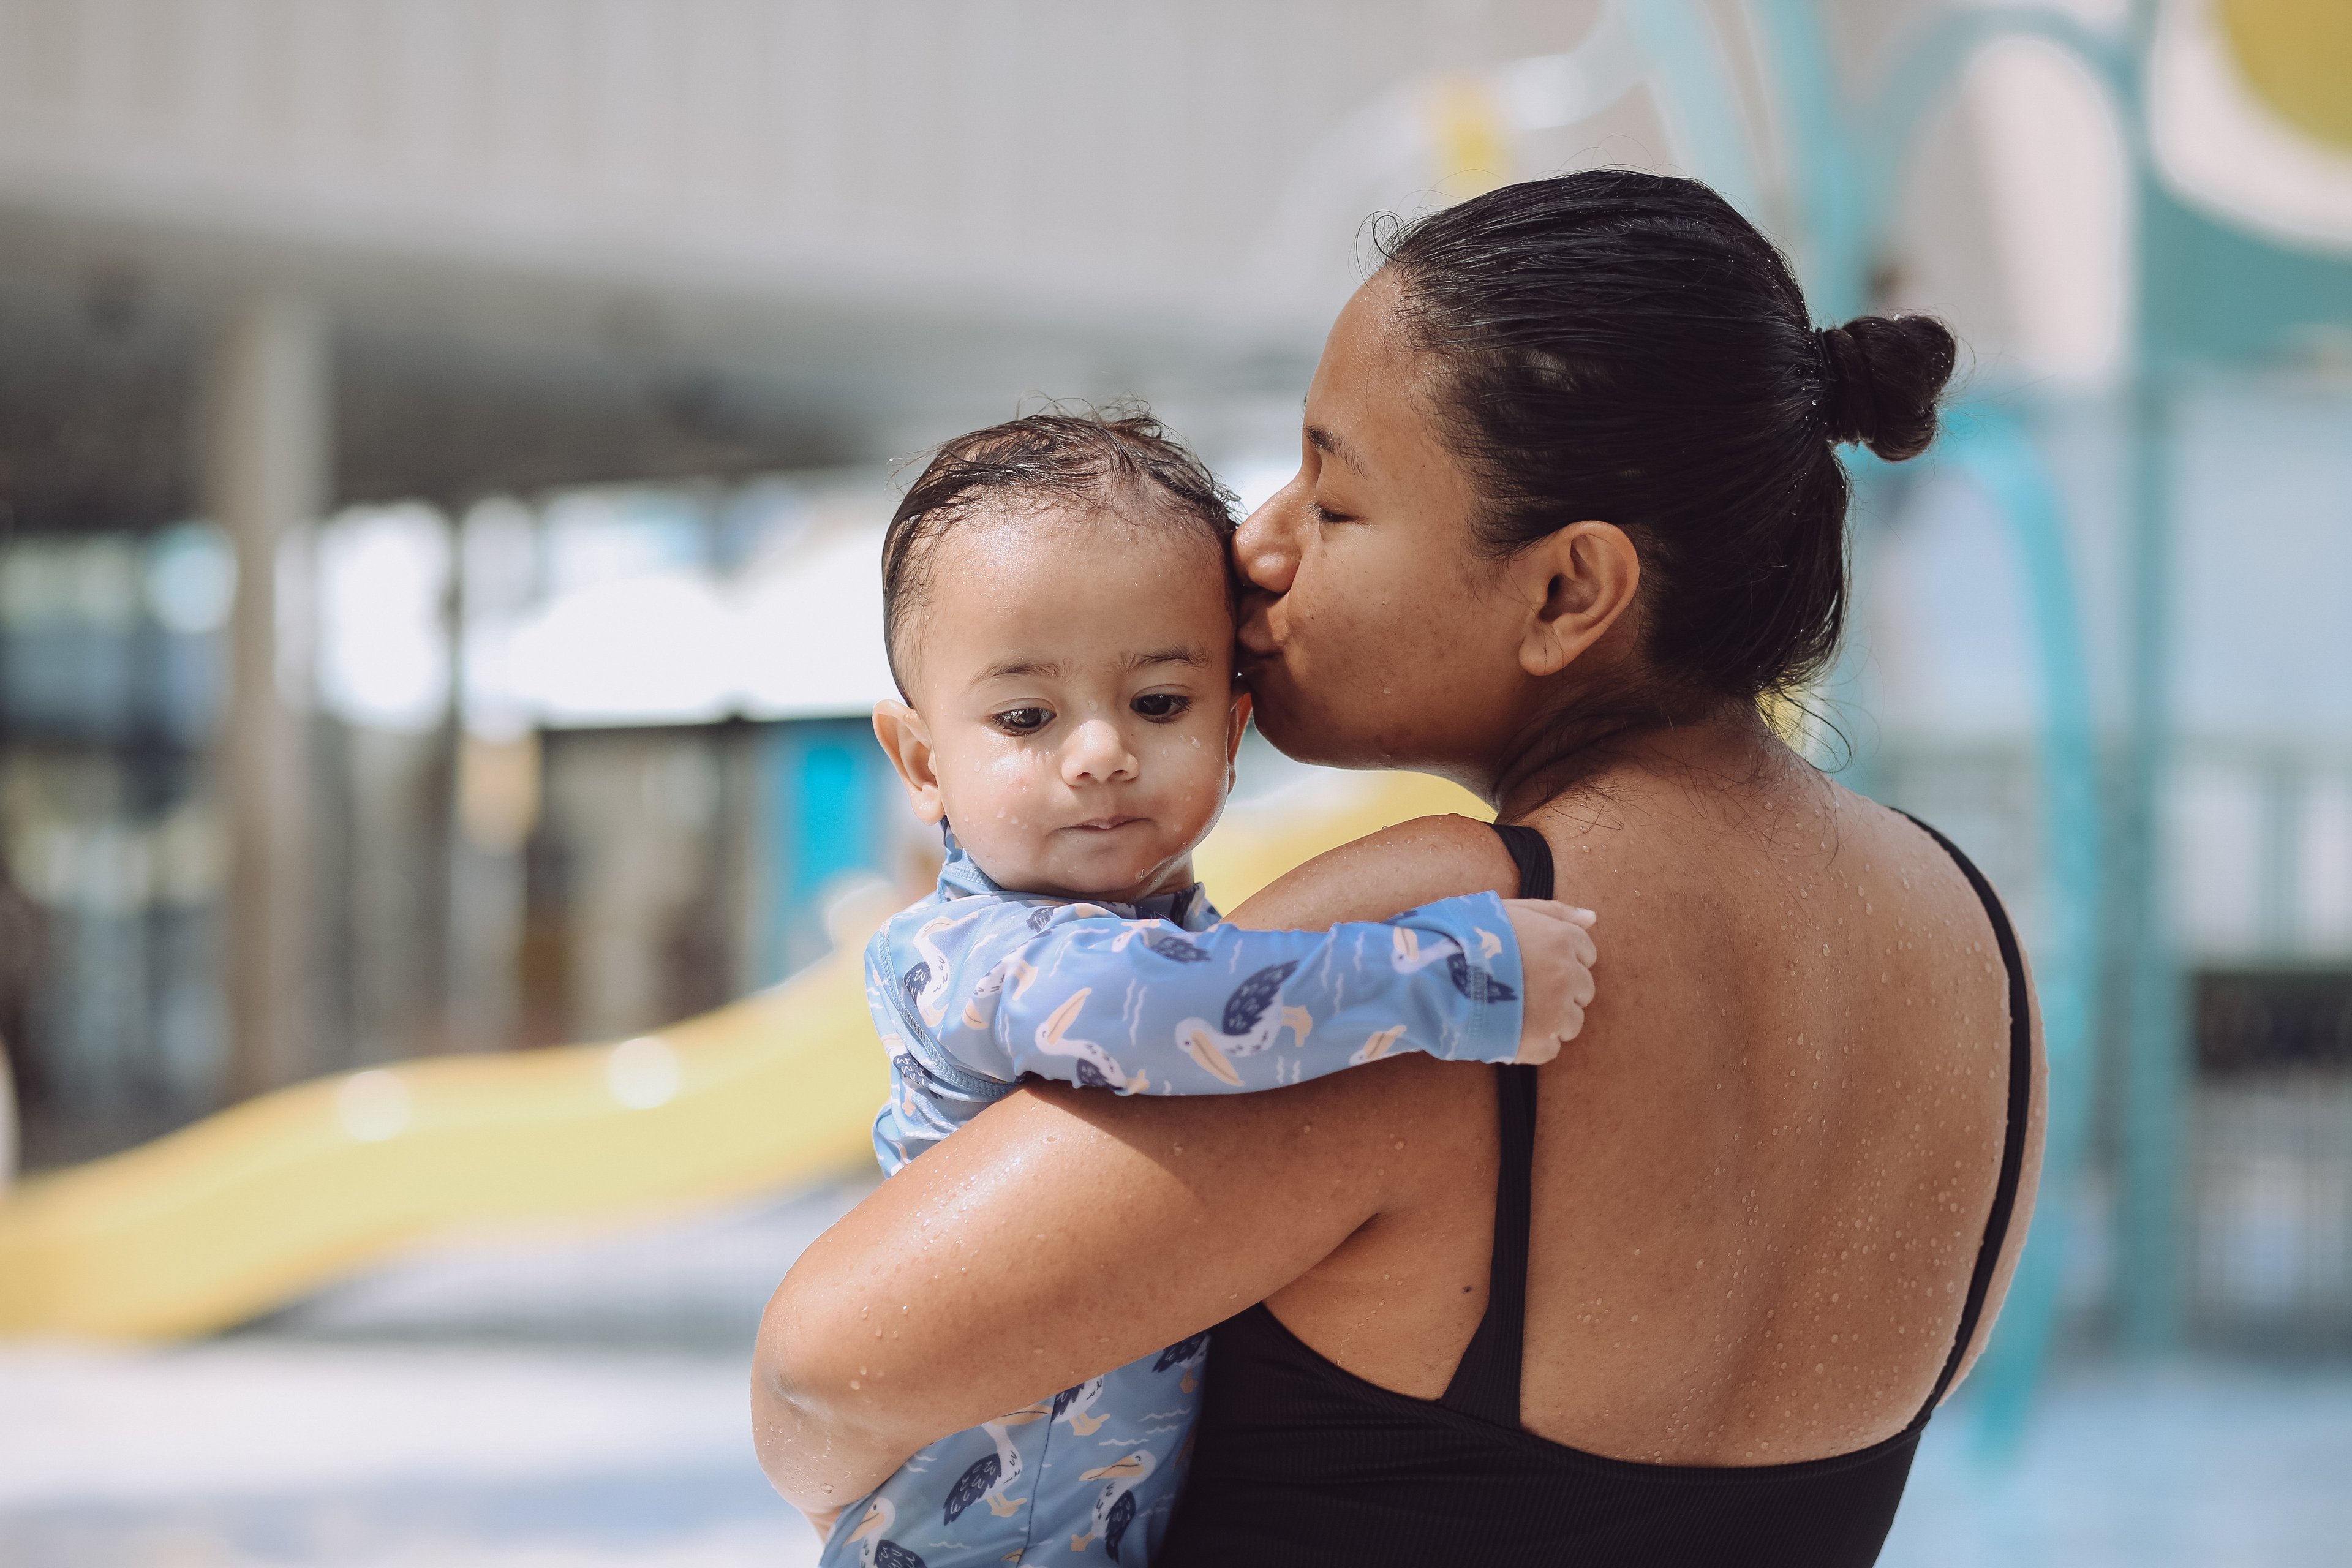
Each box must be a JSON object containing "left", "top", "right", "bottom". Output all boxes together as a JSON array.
[{"left": 1227, "top": 812, "right": 1520, "bottom": 929}]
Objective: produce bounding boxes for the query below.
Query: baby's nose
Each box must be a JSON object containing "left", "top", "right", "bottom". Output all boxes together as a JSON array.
[{"left": 1063, "top": 718, "right": 1138, "bottom": 780}]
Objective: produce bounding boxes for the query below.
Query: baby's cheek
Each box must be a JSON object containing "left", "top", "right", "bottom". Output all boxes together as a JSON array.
[
  {"left": 965, "top": 747, "right": 1053, "bottom": 826},
  {"left": 1154, "top": 738, "right": 1231, "bottom": 825}
]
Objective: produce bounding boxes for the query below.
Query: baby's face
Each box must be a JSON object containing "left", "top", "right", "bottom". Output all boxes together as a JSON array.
[{"left": 876, "top": 503, "right": 1246, "bottom": 903}]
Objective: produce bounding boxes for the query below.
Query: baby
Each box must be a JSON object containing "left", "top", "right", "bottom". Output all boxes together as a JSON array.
[{"left": 828, "top": 412, "right": 1596, "bottom": 1568}]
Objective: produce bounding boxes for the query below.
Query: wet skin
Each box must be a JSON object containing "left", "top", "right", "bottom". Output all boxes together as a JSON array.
[
  {"left": 755, "top": 273, "right": 2045, "bottom": 1509},
  {"left": 873, "top": 503, "right": 1249, "bottom": 905},
  {"left": 869, "top": 496, "right": 1596, "bottom": 1049}
]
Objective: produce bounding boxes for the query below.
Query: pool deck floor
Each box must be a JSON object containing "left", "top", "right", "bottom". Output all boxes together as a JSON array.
[{"left": 2, "top": 1186, "right": 2345, "bottom": 1567}]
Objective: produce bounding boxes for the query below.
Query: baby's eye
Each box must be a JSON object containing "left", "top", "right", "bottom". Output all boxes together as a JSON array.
[
  {"left": 1131, "top": 693, "right": 1191, "bottom": 722},
  {"left": 993, "top": 707, "right": 1053, "bottom": 734}
]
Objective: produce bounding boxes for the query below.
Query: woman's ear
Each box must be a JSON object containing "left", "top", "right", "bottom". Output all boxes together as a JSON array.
[
  {"left": 1513, "top": 521, "right": 1642, "bottom": 679},
  {"left": 872, "top": 699, "right": 946, "bottom": 824}
]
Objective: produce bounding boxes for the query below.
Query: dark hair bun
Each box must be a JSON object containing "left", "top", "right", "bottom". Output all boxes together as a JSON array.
[{"left": 1817, "top": 314, "right": 1956, "bottom": 462}]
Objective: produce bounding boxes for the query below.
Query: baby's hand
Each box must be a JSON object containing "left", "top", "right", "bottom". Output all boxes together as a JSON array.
[{"left": 1504, "top": 899, "right": 1598, "bottom": 1065}]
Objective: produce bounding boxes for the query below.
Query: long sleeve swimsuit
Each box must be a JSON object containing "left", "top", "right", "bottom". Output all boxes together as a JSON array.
[{"left": 824, "top": 829, "right": 1529, "bottom": 1568}]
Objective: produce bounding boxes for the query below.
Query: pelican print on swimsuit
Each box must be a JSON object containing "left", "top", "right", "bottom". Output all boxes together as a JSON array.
[
  {"left": 1389, "top": 922, "right": 1517, "bottom": 1004},
  {"left": 1152, "top": 1332, "right": 1209, "bottom": 1394},
  {"left": 1034, "top": 992, "right": 1138, "bottom": 1091},
  {"left": 1052, "top": 1375, "right": 1110, "bottom": 1437},
  {"left": 902, "top": 911, "right": 986, "bottom": 1030},
  {"left": 1110, "top": 921, "right": 1212, "bottom": 963},
  {"left": 1070, "top": 1452, "right": 1156, "bottom": 1560},
  {"left": 840, "top": 831, "right": 1534, "bottom": 1568},
  {"left": 941, "top": 1404, "right": 1050, "bottom": 1523},
  {"left": 1175, "top": 960, "right": 1314, "bottom": 1087},
  {"left": 961, "top": 954, "right": 1040, "bottom": 1029},
  {"left": 846, "top": 1496, "right": 925, "bottom": 1568}
]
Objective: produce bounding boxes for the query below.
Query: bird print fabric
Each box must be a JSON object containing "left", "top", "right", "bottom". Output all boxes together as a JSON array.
[{"left": 827, "top": 828, "right": 1526, "bottom": 1567}]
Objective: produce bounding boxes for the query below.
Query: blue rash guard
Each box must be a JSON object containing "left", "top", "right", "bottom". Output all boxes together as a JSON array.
[{"left": 826, "top": 829, "right": 1526, "bottom": 1568}]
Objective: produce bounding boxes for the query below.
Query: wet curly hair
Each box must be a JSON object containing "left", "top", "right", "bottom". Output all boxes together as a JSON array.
[{"left": 881, "top": 407, "right": 1238, "bottom": 697}]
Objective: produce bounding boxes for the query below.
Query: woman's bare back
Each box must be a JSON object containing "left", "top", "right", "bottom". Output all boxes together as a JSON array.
[{"left": 1257, "top": 756, "right": 2045, "bottom": 1466}]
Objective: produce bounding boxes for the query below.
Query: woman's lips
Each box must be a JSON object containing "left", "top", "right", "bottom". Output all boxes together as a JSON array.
[{"left": 1236, "top": 596, "right": 1280, "bottom": 658}]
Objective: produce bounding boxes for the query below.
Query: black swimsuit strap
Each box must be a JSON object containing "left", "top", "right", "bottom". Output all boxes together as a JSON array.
[
  {"left": 1438, "top": 1061, "right": 1539, "bottom": 1426},
  {"left": 1897, "top": 812, "right": 2035, "bottom": 1424},
  {"left": 1488, "top": 821, "right": 1555, "bottom": 901},
  {"left": 1432, "top": 822, "right": 1552, "bottom": 1427},
  {"left": 1452, "top": 816, "right": 2034, "bottom": 1434}
]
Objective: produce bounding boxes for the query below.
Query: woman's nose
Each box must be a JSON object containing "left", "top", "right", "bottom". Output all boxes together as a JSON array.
[
  {"left": 1061, "top": 717, "right": 1139, "bottom": 785},
  {"left": 1234, "top": 478, "right": 1305, "bottom": 595}
]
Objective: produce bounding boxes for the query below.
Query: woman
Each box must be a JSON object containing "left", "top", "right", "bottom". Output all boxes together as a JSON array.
[{"left": 754, "top": 171, "right": 2045, "bottom": 1566}]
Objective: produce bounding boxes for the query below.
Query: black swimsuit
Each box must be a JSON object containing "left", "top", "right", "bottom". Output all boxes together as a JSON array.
[{"left": 1160, "top": 818, "right": 2033, "bottom": 1566}]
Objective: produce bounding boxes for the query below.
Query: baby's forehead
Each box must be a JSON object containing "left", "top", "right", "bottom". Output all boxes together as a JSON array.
[
  {"left": 905, "top": 503, "right": 1231, "bottom": 687},
  {"left": 926, "top": 494, "right": 1229, "bottom": 587}
]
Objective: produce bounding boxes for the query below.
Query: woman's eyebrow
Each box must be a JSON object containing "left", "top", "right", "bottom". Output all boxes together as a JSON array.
[{"left": 1305, "top": 423, "right": 1366, "bottom": 473}]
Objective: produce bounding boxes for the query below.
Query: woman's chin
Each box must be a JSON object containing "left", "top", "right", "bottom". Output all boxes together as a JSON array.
[{"left": 1248, "top": 696, "right": 1383, "bottom": 771}]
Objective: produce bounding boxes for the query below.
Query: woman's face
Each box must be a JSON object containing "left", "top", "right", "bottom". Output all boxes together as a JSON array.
[{"left": 1235, "top": 269, "right": 1532, "bottom": 783}]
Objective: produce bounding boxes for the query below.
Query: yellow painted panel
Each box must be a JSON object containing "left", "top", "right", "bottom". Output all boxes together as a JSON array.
[
  {"left": 0, "top": 952, "right": 885, "bottom": 1340},
  {"left": 1193, "top": 769, "right": 1491, "bottom": 908},
  {"left": 2221, "top": 0, "right": 2352, "bottom": 151},
  {"left": 0, "top": 770, "right": 1474, "bottom": 1340}
]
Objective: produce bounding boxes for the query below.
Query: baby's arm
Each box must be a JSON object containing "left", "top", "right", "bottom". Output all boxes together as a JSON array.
[{"left": 943, "top": 892, "right": 1586, "bottom": 1095}]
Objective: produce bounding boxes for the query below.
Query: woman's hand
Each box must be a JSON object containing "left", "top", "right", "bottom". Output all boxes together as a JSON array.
[
  {"left": 1505, "top": 899, "right": 1597, "bottom": 1065},
  {"left": 751, "top": 1068, "right": 1414, "bottom": 1515}
]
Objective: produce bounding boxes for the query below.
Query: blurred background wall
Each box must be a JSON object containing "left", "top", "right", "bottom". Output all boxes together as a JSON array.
[{"left": 0, "top": 0, "right": 2345, "bottom": 1370}]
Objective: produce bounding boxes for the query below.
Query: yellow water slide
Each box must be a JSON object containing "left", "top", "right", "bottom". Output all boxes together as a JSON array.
[{"left": 0, "top": 773, "right": 1484, "bottom": 1340}]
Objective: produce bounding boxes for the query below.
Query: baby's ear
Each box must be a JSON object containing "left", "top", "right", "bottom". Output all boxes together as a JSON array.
[
  {"left": 873, "top": 701, "right": 946, "bottom": 824},
  {"left": 1225, "top": 690, "right": 1253, "bottom": 767}
]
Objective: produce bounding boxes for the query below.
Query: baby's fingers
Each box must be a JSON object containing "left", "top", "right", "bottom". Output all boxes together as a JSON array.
[
  {"left": 1503, "top": 897, "right": 1596, "bottom": 927},
  {"left": 1514, "top": 1031, "right": 1564, "bottom": 1066}
]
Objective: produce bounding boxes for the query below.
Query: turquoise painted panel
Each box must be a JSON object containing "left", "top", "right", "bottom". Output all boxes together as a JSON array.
[
  {"left": 2142, "top": 179, "right": 2352, "bottom": 366},
  {"left": 760, "top": 718, "right": 889, "bottom": 983}
]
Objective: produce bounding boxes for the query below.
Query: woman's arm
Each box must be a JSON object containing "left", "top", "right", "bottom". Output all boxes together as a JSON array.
[
  {"left": 1227, "top": 813, "right": 1523, "bottom": 929},
  {"left": 752, "top": 1062, "right": 1424, "bottom": 1516},
  {"left": 753, "top": 812, "right": 1532, "bottom": 1517}
]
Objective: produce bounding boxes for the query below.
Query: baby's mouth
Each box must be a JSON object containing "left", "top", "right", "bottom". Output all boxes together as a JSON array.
[{"left": 1068, "top": 816, "right": 1145, "bottom": 832}]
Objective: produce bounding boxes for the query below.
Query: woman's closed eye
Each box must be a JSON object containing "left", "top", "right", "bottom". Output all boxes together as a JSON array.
[
  {"left": 992, "top": 706, "right": 1054, "bottom": 735},
  {"left": 1310, "top": 499, "right": 1356, "bottom": 525},
  {"left": 1131, "top": 692, "right": 1191, "bottom": 722}
]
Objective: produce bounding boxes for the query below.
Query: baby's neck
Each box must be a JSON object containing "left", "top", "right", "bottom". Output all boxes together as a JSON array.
[{"left": 983, "top": 853, "right": 1199, "bottom": 907}]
